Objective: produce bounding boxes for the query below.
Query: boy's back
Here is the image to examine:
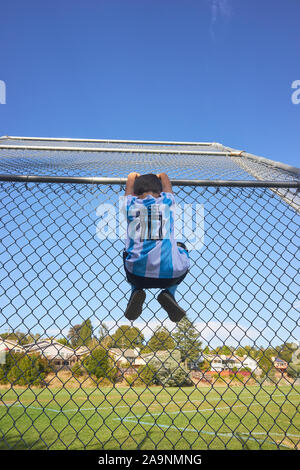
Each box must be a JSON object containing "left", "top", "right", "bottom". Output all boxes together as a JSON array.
[{"left": 125, "top": 191, "right": 189, "bottom": 279}]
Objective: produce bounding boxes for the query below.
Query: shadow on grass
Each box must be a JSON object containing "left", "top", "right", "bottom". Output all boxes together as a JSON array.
[
  {"left": 0, "top": 435, "right": 48, "bottom": 450},
  {"left": 137, "top": 430, "right": 156, "bottom": 450}
]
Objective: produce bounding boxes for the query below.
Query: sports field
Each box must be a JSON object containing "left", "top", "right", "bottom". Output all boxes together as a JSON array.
[{"left": 0, "top": 384, "right": 299, "bottom": 450}]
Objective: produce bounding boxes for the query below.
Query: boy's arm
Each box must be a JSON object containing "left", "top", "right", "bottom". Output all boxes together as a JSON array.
[
  {"left": 157, "top": 172, "right": 173, "bottom": 193},
  {"left": 125, "top": 172, "right": 140, "bottom": 196}
]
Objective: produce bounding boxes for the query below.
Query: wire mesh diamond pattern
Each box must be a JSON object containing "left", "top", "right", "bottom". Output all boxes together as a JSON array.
[{"left": 0, "top": 137, "right": 299, "bottom": 450}]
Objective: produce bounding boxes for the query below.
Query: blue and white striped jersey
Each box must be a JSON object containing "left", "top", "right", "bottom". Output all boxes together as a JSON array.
[{"left": 124, "top": 192, "right": 190, "bottom": 279}]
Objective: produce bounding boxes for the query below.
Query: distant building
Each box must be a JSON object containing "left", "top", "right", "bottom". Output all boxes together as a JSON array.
[
  {"left": 109, "top": 348, "right": 141, "bottom": 367},
  {"left": 24, "top": 339, "right": 78, "bottom": 370},
  {"left": 139, "top": 350, "right": 181, "bottom": 367},
  {"left": 0, "top": 338, "right": 25, "bottom": 354},
  {"left": 108, "top": 348, "right": 181, "bottom": 371},
  {"left": 202, "top": 354, "right": 258, "bottom": 373}
]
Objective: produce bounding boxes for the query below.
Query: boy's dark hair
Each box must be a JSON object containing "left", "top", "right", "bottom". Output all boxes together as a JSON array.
[{"left": 133, "top": 174, "right": 162, "bottom": 196}]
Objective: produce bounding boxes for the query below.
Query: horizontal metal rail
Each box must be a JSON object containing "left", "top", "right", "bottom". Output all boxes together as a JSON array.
[
  {"left": 0, "top": 135, "right": 216, "bottom": 146},
  {"left": 1, "top": 136, "right": 299, "bottom": 176},
  {"left": 0, "top": 174, "right": 299, "bottom": 188},
  {"left": 223, "top": 145, "right": 300, "bottom": 178},
  {"left": 0, "top": 144, "right": 235, "bottom": 156}
]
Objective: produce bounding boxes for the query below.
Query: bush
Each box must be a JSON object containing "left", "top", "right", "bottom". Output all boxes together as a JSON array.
[
  {"left": 97, "top": 376, "right": 116, "bottom": 386},
  {"left": 125, "top": 373, "right": 139, "bottom": 386},
  {"left": 154, "top": 359, "right": 192, "bottom": 387},
  {"left": 71, "top": 362, "right": 83, "bottom": 377},
  {"left": 123, "top": 365, "right": 157, "bottom": 387},
  {"left": 234, "top": 373, "right": 245, "bottom": 383},
  {"left": 139, "top": 365, "right": 157, "bottom": 386},
  {"left": 0, "top": 366, "right": 8, "bottom": 384},
  {"left": 83, "top": 347, "right": 110, "bottom": 379},
  {"left": 287, "top": 364, "right": 300, "bottom": 379},
  {"left": 0, "top": 352, "right": 50, "bottom": 387}
]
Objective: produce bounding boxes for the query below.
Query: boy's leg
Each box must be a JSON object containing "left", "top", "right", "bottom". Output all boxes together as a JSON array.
[
  {"left": 157, "top": 283, "right": 186, "bottom": 323},
  {"left": 125, "top": 283, "right": 146, "bottom": 321},
  {"left": 166, "top": 284, "right": 177, "bottom": 298},
  {"left": 130, "top": 283, "right": 138, "bottom": 294}
]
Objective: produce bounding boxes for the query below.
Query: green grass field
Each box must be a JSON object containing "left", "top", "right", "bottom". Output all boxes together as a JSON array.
[{"left": 0, "top": 384, "right": 299, "bottom": 450}]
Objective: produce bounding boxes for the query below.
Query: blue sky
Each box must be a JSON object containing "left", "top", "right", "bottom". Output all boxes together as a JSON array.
[
  {"left": 0, "top": 0, "right": 299, "bottom": 167},
  {"left": 0, "top": 1, "right": 299, "bottom": 349}
]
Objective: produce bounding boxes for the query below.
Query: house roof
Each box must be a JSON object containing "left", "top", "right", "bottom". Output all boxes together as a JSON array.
[
  {"left": 24, "top": 339, "right": 75, "bottom": 359},
  {"left": 109, "top": 348, "right": 139, "bottom": 358},
  {"left": 0, "top": 338, "right": 25, "bottom": 350},
  {"left": 141, "top": 350, "right": 181, "bottom": 363},
  {"left": 203, "top": 354, "right": 256, "bottom": 363},
  {"left": 74, "top": 346, "right": 90, "bottom": 356}
]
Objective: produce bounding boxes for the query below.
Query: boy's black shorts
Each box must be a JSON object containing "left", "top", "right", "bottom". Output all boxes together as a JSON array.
[{"left": 123, "top": 242, "right": 189, "bottom": 289}]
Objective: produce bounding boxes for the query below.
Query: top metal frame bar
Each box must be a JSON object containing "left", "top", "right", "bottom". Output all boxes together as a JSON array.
[
  {"left": 0, "top": 135, "right": 216, "bottom": 146},
  {"left": 0, "top": 144, "right": 232, "bottom": 157},
  {"left": 223, "top": 144, "right": 300, "bottom": 178}
]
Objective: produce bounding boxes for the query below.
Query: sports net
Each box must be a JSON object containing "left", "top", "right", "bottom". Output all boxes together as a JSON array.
[{"left": 0, "top": 137, "right": 299, "bottom": 450}]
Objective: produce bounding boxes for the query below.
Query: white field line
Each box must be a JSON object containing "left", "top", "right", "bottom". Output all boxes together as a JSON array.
[
  {"left": 115, "top": 393, "right": 300, "bottom": 441},
  {"left": 0, "top": 390, "right": 298, "bottom": 414},
  {"left": 117, "top": 417, "right": 294, "bottom": 449},
  {"left": 0, "top": 392, "right": 290, "bottom": 414},
  {"left": 1, "top": 401, "right": 295, "bottom": 449},
  {"left": 0, "top": 390, "right": 298, "bottom": 423},
  {"left": 122, "top": 392, "right": 300, "bottom": 420},
  {"left": 1, "top": 392, "right": 299, "bottom": 447}
]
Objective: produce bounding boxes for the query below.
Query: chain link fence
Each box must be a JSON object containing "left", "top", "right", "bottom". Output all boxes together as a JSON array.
[{"left": 0, "top": 138, "right": 299, "bottom": 450}]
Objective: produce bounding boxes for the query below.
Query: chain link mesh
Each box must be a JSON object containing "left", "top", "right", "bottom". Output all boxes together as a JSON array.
[{"left": 0, "top": 139, "right": 299, "bottom": 450}]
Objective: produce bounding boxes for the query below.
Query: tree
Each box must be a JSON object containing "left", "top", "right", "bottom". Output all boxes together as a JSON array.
[
  {"left": 99, "top": 322, "right": 109, "bottom": 343},
  {"left": 67, "top": 324, "right": 82, "bottom": 348},
  {"left": 0, "top": 330, "right": 41, "bottom": 345},
  {"left": 236, "top": 345, "right": 257, "bottom": 359},
  {"left": 275, "top": 343, "right": 296, "bottom": 363},
  {"left": 77, "top": 319, "right": 93, "bottom": 347},
  {"left": 287, "top": 363, "right": 300, "bottom": 379},
  {"left": 199, "top": 358, "right": 210, "bottom": 372},
  {"left": 111, "top": 325, "right": 145, "bottom": 349},
  {"left": 148, "top": 327, "right": 175, "bottom": 352},
  {"left": 257, "top": 347, "right": 276, "bottom": 377},
  {"left": 136, "top": 364, "right": 157, "bottom": 386},
  {"left": 71, "top": 362, "right": 83, "bottom": 377},
  {"left": 173, "top": 316, "right": 202, "bottom": 368},
  {"left": 83, "top": 347, "right": 110, "bottom": 379},
  {"left": 68, "top": 319, "right": 93, "bottom": 348},
  {"left": 287, "top": 344, "right": 300, "bottom": 379},
  {"left": 215, "top": 345, "right": 233, "bottom": 355},
  {"left": 1, "top": 352, "right": 50, "bottom": 386},
  {"left": 99, "top": 322, "right": 113, "bottom": 349},
  {"left": 154, "top": 358, "right": 192, "bottom": 387},
  {"left": 57, "top": 337, "right": 72, "bottom": 347}
]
